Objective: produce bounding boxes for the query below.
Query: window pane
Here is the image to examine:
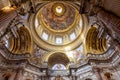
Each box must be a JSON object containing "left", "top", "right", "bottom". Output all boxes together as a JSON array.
[
  {"left": 35, "top": 18, "right": 39, "bottom": 28},
  {"left": 42, "top": 32, "right": 48, "bottom": 40},
  {"left": 70, "top": 32, "right": 76, "bottom": 40},
  {"left": 56, "top": 37, "right": 62, "bottom": 44}
]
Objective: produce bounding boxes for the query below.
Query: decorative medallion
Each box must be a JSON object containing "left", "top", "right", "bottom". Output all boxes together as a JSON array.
[{"left": 52, "top": 3, "right": 65, "bottom": 17}]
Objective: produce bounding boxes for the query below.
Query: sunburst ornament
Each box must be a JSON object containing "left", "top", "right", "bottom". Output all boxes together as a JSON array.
[{"left": 52, "top": 3, "right": 65, "bottom": 16}]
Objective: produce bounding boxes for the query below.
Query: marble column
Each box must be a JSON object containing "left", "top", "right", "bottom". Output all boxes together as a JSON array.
[
  {"left": 40, "top": 76, "right": 42, "bottom": 80},
  {"left": 110, "top": 38, "right": 120, "bottom": 53},
  {"left": 14, "top": 68, "right": 23, "bottom": 80},
  {"left": 115, "top": 44, "right": 120, "bottom": 53},
  {"left": 97, "top": 9, "right": 120, "bottom": 40},
  {"left": 94, "top": 68, "right": 103, "bottom": 80}
]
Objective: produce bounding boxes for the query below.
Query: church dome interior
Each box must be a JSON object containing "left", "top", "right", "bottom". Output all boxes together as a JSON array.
[{"left": 0, "top": 0, "right": 120, "bottom": 80}]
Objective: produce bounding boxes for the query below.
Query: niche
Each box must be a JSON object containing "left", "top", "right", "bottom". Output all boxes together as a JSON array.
[
  {"left": 3, "top": 73, "right": 11, "bottom": 80},
  {"left": 104, "top": 72, "right": 112, "bottom": 80},
  {"left": 26, "top": 79, "right": 31, "bottom": 80},
  {"left": 85, "top": 78, "right": 92, "bottom": 80}
]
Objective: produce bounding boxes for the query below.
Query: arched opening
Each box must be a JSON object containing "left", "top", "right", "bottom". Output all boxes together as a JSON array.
[
  {"left": 104, "top": 72, "right": 112, "bottom": 80},
  {"left": 52, "top": 64, "right": 66, "bottom": 70},
  {"left": 26, "top": 79, "right": 31, "bottom": 80},
  {"left": 3, "top": 73, "right": 11, "bottom": 80},
  {"left": 4, "top": 26, "right": 33, "bottom": 54},
  {"left": 4, "top": 76, "right": 9, "bottom": 80},
  {"left": 85, "top": 78, "right": 92, "bottom": 80},
  {"left": 48, "top": 52, "right": 70, "bottom": 69},
  {"left": 86, "top": 26, "right": 107, "bottom": 54}
]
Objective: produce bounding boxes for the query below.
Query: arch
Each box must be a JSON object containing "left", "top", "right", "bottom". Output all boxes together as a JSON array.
[
  {"left": 85, "top": 78, "right": 92, "bottom": 80},
  {"left": 26, "top": 79, "right": 31, "bottom": 80},
  {"left": 45, "top": 52, "right": 70, "bottom": 68},
  {"left": 2, "top": 73, "right": 11, "bottom": 80},
  {"left": 52, "top": 64, "right": 66, "bottom": 70},
  {"left": 104, "top": 72, "right": 112, "bottom": 80},
  {"left": 86, "top": 26, "right": 107, "bottom": 54},
  {"left": 7, "top": 26, "right": 33, "bottom": 54},
  {"left": 44, "top": 51, "right": 71, "bottom": 62}
]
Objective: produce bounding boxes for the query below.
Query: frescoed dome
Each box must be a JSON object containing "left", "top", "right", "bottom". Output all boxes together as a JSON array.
[{"left": 41, "top": 2, "right": 76, "bottom": 31}]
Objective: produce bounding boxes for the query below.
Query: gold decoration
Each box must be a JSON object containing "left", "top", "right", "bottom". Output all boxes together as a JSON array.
[
  {"left": 8, "top": 26, "right": 33, "bottom": 54},
  {"left": 86, "top": 27, "right": 107, "bottom": 54},
  {"left": 40, "top": 10, "right": 79, "bottom": 33},
  {"left": 52, "top": 3, "right": 65, "bottom": 16},
  {"left": 30, "top": 2, "right": 87, "bottom": 51}
]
